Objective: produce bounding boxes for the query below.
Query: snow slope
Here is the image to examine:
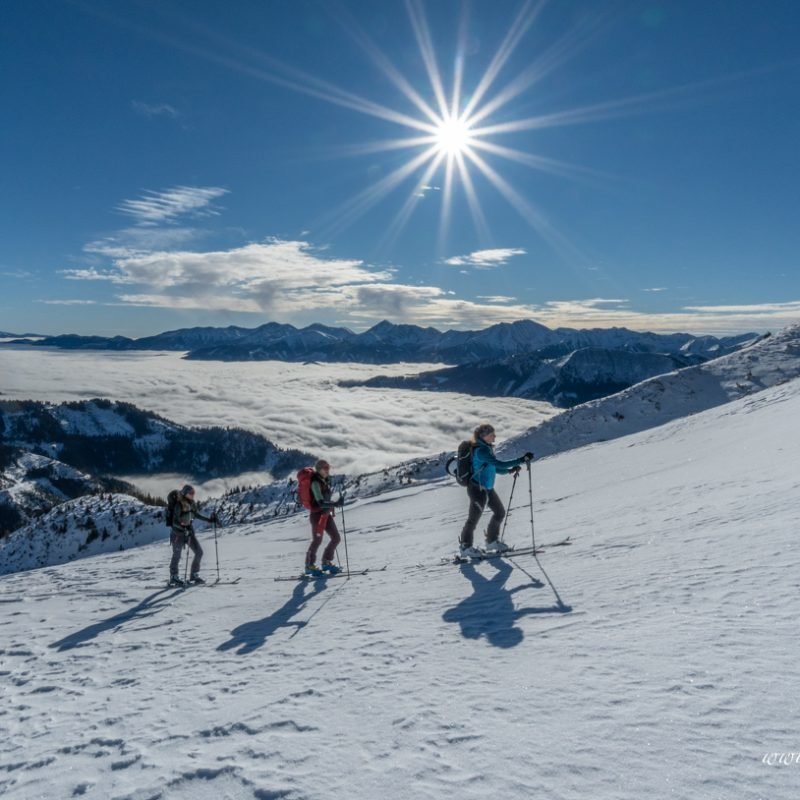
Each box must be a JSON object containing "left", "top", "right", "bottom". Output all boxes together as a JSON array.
[{"left": 1, "top": 375, "right": 798, "bottom": 798}]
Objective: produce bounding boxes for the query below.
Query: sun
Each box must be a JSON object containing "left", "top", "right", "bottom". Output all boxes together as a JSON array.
[
  {"left": 434, "top": 117, "right": 472, "bottom": 157},
  {"left": 267, "top": 0, "right": 611, "bottom": 250}
]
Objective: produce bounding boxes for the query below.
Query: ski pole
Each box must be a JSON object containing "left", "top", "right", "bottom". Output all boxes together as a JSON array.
[
  {"left": 526, "top": 461, "right": 536, "bottom": 553},
  {"left": 340, "top": 495, "right": 351, "bottom": 576},
  {"left": 500, "top": 471, "right": 518, "bottom": 543},
  {"left": 213, "top": 512, "right": 220, "bottom": 583}
]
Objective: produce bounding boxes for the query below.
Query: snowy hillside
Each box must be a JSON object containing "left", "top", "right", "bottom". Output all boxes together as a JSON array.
[
  {"left": 0, "top": 398, "right": 312, "bottom": 482},
  {"left": 1, "top": 375, "right": 799, "bottom": 799},
  {"left": 501, "top": 323, "right": 800, "bottom": 460},
  {"left": 0, "top": 493, "right": 167, "bottom": 575},
  {"left": 348, "top": 346, "right": 695, "bottom": 407},
  {"left": 0, "top": 450, "right": 140, "bottom": 537}
]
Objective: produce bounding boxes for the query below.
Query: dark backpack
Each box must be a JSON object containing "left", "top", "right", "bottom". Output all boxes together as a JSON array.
[
  {"left": 165, "top": 489, "right": 180, "bottom": 528},
  {"left": 446, "top": 440, "right": 474, "bottom": 486},
  {"left": 296, "top": 467, "right": 315, "bottom": 510}
]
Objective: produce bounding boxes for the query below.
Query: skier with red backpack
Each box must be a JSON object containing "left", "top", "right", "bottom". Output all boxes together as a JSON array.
[{"left": 297, "top": 459, "right": 345, "bottom": 577}]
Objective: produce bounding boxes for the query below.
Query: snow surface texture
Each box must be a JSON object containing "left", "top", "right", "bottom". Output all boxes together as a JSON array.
[
  {"left": 502, "top": 323, "right": 800, "bottom": 460},
  {"left": 2, "top": 377, "right": 799, "bottom": 799},
  {"left": 0, "top": 349, "right": 555, "bottom": 475}
]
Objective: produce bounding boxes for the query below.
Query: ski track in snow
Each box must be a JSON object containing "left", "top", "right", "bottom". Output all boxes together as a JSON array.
[{"left": 2, "top": 381, "right": 800, "bottom": 799}]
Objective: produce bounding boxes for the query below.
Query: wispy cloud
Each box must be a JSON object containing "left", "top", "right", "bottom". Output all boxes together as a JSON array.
[
  {"left": 444, "top": 248, "right": 526, "bottom": 268},
  {"left": 39, "top": 299, "right": 97, "bottom": 305},
  {"left": 683, "top": 301, "right": 800, "bottom": 314},
  {"left": 131, "top": 100, "right": 179, "bottom": 119},
  {"left": 116, "top": 186, "right": 228, "bottom": 226},
  {"left": 643, "top": 287, "right": 668, "bottom": 293},
  {"left": 82, "top": 226, "right": 202, "bottom": 260},
  {"left": 59, "top": 188, "right": 799, "bottom": 335},
  {"left": 1, "top": 269, "right": 35, "bottom": 279}
]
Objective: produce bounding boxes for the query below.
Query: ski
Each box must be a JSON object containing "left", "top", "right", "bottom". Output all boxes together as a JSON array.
[
  {"left": 418, "top": 536, "right": 572, "bottom": 568},
  {"left": 146, "top": 577, "right": 242, "bottom": 590},
  {"left": 273, "top": 565, "right": 387, "bottom": 582},
  {"left": 449, "top": 545, "right": 545, "bottom": 564}
]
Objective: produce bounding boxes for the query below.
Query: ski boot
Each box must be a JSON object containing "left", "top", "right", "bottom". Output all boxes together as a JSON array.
[
  {"left": 169, "top": 574, "right": 186, "bottom": 587},
  {"left": 189, "top": 573, "right": 205, "bottom": 584},
  {"left": 484, "top": 539, "right": 511, "bottom": 554},
  {"left": 322, "top": 561, "right": 342, "bottom": 575},
  {"left": 305, "top": 564, "right": 324, "bottom": 578},
  {"left": 459, "top": 544, "right": 482, "bottom": 558}
]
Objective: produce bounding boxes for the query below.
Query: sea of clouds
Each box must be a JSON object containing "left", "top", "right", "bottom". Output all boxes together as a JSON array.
[{"left": 0, "top": 348, "right": 556, "bottom": 485}]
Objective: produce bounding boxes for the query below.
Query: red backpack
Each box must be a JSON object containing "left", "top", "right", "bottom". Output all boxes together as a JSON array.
[{"left": 297, "top": 467, "right": 316, "bottom": 510}]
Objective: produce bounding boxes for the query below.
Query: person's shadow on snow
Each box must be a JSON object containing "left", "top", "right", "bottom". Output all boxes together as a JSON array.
[
  {"left": 443, "top": 558, "right": 569, "bottom": 648},
  {"left": 50, "top": 588, "right": 183, "bottom": 651},
  {"left": 217, "top": 579, "right": 328, "bottom": 655}
]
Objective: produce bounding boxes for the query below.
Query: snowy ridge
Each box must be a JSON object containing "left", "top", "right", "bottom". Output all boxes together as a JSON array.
[
  {"left": 0, "top": 452, "right": 112, "bottom": 536},
  {"left": 0, "top": 398, "right": 313, "bottom": 481},
  {"left": 0, "top": 493, "right": 167, "bottom": 575},
  {"left": 348, "top": 345, "right": 698, "bottom": 407},
  {"left": 501, "top": 324, "right": 800, "bottom": 460},
  {"left": 1, "top": 375, "right": 799, "bottom": 798}
]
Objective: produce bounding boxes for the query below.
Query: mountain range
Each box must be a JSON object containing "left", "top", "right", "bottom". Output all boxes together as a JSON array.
[{"left": 5, "top": 319, "right": 757, "bottom": 365}]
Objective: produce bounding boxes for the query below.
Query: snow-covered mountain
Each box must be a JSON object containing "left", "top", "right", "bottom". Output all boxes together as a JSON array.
[
  {"left": 0, "top": 492, "right": 167, "bottom": 575},
  {"left": 0, "top": 450, "right": 134, "bottom": 537},
  {"left": 348, "top": 346, "right": 696, "bottom": 407},
  {"left": 501, "top": 324, "right": 800, "bottom": 460},
  {"left": 0, "top": 399, "right": 313, "bottom": 545},
  {"left": 6, "top": 318, "right": 757, "bottom": 365},
  {"left": 187, "top": 320, "right": 758, "bottom": 364},
  {"left": 2, "top": 370, "right": 799, "bottom": 798},
  {"left": 0, "top": 398, "right": 312, "bottom": 480}
]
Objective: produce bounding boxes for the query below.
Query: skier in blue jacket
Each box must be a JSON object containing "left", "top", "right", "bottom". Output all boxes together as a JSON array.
[{"left": 459, "top": 423, "right": 533, "bottom": 556}]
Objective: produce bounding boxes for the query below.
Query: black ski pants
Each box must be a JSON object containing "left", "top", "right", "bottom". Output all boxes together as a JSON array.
[
  {"left": 460, "top": 483, "right": 505, "bottom": 547},
  {"left": 170, "top": 528, "right": 203, "bottom": 576}
]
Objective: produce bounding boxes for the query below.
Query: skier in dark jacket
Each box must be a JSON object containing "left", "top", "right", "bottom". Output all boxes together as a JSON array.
[
  {"left": 460, "top": 424, "right": 533, "bottom": 556},
  {"left": 169, "top": 484, "right": 216, "bottom": 586},
  {"left": 305, "top": 460, "right": 344, "bottom": 577}
]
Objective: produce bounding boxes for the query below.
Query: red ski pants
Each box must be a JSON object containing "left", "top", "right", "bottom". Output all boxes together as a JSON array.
[{"left": 306, "top": 511, "right": 341, "bottom": 568}]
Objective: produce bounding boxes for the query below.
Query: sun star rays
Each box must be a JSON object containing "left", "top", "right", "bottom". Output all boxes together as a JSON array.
[
  {"left": 309, "top": 0, "right": 610, "bottom": 252},
  {"left": 111, "top": 0, "right": 648, "bottom": 254}
]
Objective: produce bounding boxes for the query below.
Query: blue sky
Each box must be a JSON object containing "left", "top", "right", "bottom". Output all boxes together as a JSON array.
[{"left": 1, "top": 0, "right": 799, "bottom": 336}]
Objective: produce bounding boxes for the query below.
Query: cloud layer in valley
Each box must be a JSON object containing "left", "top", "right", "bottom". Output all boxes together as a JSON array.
[{"left": 0, "top": 349, "right": 556, "bottom": 479}]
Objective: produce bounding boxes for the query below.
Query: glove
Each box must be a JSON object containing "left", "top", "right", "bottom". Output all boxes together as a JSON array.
[
  {"left": 523, "top": 452, "right": 534, "bottom": 462},
  {"left": 210, "top": 512, "right": 218, "bottom": 523},
  {"left": 335, "top": 498, "right": 345, "bottom": 508},
  {"left": 511, "top": 466, "right": 522, "bottom": 476}
]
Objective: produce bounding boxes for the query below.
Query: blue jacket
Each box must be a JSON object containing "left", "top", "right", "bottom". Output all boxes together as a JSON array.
[{"left": 471, "top": 439, "right": 524, "bottom": 490}]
